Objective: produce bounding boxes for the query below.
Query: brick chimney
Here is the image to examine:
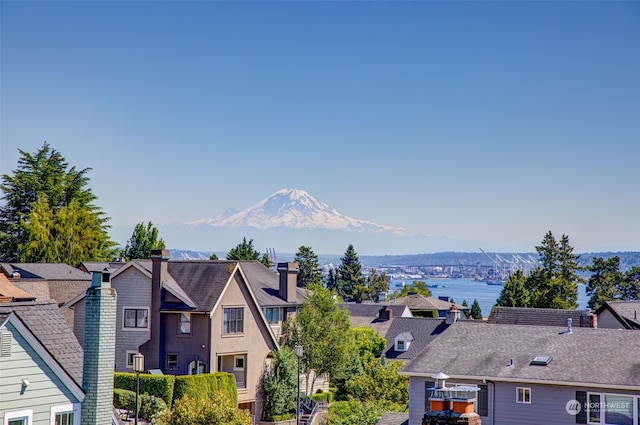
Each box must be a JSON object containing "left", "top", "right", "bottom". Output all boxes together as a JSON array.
[
  {"left": 143, "top": 249, "right": 170, "bottom": 370},
  {"left": 580, "top": 308, "right": 598, "bottom": 328},
  {"left": 277, "top": 262, "right": 298, "bottom": 303},
  {"left": 445, "top": 305, "right": 460, "bottom": 325},
  {"left": 378, "top": 305, "right": 393, "bottom": 321},
  {"left": 81, "top": 269, "right": 117, "bottom": 425}
]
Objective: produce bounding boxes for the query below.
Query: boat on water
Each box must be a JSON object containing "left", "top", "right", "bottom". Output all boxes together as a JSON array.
[{"left": 486, "top": 280, "right": 505, "bottom": 286}]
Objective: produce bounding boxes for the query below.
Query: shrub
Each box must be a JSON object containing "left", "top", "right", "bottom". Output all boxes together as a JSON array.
[
  {"left": 173, "top": 372, "right": 237, "bottom": 405},
  {"left": 114, "top": 372, "right": 175, "bottom": 408},
  {"left": 113, "top": 388, "right": 167, "bottom": 420}
]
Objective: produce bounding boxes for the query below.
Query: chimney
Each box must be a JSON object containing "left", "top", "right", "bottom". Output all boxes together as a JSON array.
[
  {"left": 81, "top": 269, "right": 116, "bottom": 425},
  {"left": 378, "top": 305, "right": 393, "bottom": 321},
  {"left": 445, "top": 305, "right": 459, "bottom": 325},
  {"left": 144, "top": 249, "right": 170, "bottom": 371},
  {"left": 277, "top": 262, "right": 298, "bottom": 303},
  {"left": 580, "top": 309, "right": 598, "bottom": 329}
]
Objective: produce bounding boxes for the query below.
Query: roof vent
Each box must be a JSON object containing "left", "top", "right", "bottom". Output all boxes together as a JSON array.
[
  {"left": 559, "top": 317, "right": 573, "bottom": 334},
  {"left": 530, "top": 355, "right": 552, "bottom": 366}
]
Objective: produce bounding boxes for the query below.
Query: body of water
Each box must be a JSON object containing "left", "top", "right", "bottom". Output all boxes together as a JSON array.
[{"left": 387, "top": 278, "right": 589, "bottom": 318}]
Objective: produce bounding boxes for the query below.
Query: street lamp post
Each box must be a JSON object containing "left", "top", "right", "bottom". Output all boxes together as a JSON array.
[
  {"left": 295, "top": 344, "right": 303, "bottom": 425},
  {"left": 133, "top": 353, "right": 145, "bottom": 425}
]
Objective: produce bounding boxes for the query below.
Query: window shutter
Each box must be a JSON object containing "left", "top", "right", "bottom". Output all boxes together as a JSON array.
[
  {"left": 575, "top": 391, "right": 587, "bottom": 424},
  {"left": 0, "top": 331, "right": 11, "bottom": 356},
  {"left": 477, "top": 384, "right": 489, "bottom": 416}
]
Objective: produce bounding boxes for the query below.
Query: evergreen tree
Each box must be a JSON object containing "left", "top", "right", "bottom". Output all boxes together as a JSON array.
[
  {"left": 496, "top": 270, "right": 530, "bottom": 307},
  {"left": 262, "top": 346, "right": 298, "bottom": 420},
  {"left": 326, "top": 267, "right": 338, "bottom": 291},
  {"left": 586, "top": 256, "right": 624, "bottom": 310},
  {"left": 336, "top": 244, "right": 364, "bottom": 301},
  {"left": 294, "top": 245, "right": 323, "bottom": 288},
  {"left": 525, "top": 231, "right": 581, "bottom": 309},
  {"left": 226, "top": 237, "right": 272, "bottom": 268},
  {"left": 621, "top": 267, "right": 640, "bottom": 301},
  {"left": 0, "top": 142, "right": 115, "bottom": 263},
  {"left": 123, "top": 221, "right": 166, "bottom": 260},
  {"left": 470, "top": 299, "right": 483, "bottom": 320}
]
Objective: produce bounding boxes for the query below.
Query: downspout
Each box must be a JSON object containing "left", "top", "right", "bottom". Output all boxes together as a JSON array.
[{"left": 487, "top": 380, "right": 496, "bottom": 425}]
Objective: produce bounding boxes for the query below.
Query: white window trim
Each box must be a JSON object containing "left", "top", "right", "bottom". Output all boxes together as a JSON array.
[
  {"left": 516, "top": 387, "right": 531, "bottom": 404},
  {"left": 4, "top": 409, "right": 33, "bottom": 425},
  {"left": 50, "top": 403, "right": 80, "bottom": 425},
  {"left": 234, "top": 355, "right": 245, "bottom": 371},
  {"left": 587, "top": 392, "right": 636, "bottom": 425},
  {"left": 122, "top": 306, "right": 150, "bottom": 331},
  {"left": 179, "top": 312, "right": 191, "bottom": 335},
  {"left": 125, "top": 350, "right": 138, "bottom": 369},
  {"left": 395, "top": 338, "right": 409, "bottom": 352}
]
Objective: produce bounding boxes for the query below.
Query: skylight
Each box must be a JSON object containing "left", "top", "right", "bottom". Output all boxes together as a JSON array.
[{"left": 530, "top": 356, "right": 552, "bottom": 366}]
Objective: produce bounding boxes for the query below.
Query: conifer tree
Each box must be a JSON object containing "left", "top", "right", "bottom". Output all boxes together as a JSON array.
[
  {"left": 226, "top": 237, "right": 272, "bottom": 268},
  {"left": 496, "top": 270, "right": 530, "bottom": 307},
  {"left": 470, "top": 299, "right": 483, "bottom": 320},
  {"left": 0, "top": 142, "right": 115, "bottom": 263},
  {"left": 294, "top": 245, "right": 323, "bottom": 288},
  {"left": 336, "top": 244, "right": 364, "bottom": 301}
]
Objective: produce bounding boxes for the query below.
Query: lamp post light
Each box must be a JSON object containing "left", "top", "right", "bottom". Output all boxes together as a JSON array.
[
  {"left": 132, "top": 353, "right": 145, "bottom": 425},
  {"left": 295, "top": 344, "right": 303, "bottom": 425}
]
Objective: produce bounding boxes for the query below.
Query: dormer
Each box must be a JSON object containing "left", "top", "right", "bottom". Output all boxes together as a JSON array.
[{"left": 394, "top": 332, "right": 414, "bottom": 352}]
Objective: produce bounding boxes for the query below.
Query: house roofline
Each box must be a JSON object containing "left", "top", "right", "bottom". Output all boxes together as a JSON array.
[
  {"left": 398, "top": 371, "right": 640, "bottom": 392},
  {"left": 2, "top": 313, "right": 85, "bottom": 400}
]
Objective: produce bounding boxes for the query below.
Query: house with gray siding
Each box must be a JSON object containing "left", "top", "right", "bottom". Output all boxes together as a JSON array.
[
  {"left": 595, "top": 300, "right": 640, "bottom": 330},
  {"left": 400, "top": 320, "right": 640, "bottom": 425},
  {"left": 0, "top": 300, "right": 85, "bottom": 425}
]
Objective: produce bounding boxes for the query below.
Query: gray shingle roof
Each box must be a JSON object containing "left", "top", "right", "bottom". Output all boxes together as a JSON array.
[
  {"left": 376, "top": 412, "right": 409, "bottom": 425},
  {"left": 596, "top": 300, "right": 640, "bottom": 329},
  {"left": 401, "top": 321, "right": 640, "bottom": 388},
  {"left": 238, "top": 261, "right": 306, "bottom": 307},
  {"left": 0, "top": 300, "right": 83, "bottom": 386},
  {"left": 384, "top": 317, "right": 451, "bottom": 360},
  {"left": 487, "top": 306, "right": 587, "bottom": 327},
  {"left": 1, "top": 263, "right": 91, "bottom": 280},
  {"left": 341, "top": 303, "right": 410, "bottom": 338}
]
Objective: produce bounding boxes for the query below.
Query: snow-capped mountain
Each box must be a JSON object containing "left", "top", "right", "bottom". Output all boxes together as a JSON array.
[{"left": 190, "top": 188, "right": 407, "bottom": 235}]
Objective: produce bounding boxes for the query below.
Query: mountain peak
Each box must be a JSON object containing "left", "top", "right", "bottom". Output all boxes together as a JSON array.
[{"left": 193, "top": 188, "right": 406, "bottom": 234}]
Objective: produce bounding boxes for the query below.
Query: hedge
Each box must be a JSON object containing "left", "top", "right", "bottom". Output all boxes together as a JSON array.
[
  {"left": 114, "top": 372, "right": 175, "bottom": 408},
  {"left": 113, "top": 388, "right": 167, "bottom": 420},
  {"left": 173, "top": 372, "right": 238, "bottom": 405}
]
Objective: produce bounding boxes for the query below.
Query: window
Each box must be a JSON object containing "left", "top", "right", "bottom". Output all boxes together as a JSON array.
[
  {"left": 234, "top": 355, "right": 245, "bottom": 371},
  {"left": 265, "top": 308, "right": 281, "bottom": 324},
  {"left": 179, "top": 313, "right": 191, "bottom": 334},
  {"left": 396, "top": 340, "right": 406, "bottom": 351},
  {"left": 124, "top": 308, "right": 148, "bottom": 329},
  {"left": 51, "top": 403, "right": 78, "bottom": 425},
  {"left": 54, "top": 412, "right": 73, "bottom": 425},
  {"left": 516, "top": 387, "right": 531, "bottom": 404},
  {"left": 5, "top": 410, "right": 32, "bottom": 425},
  {"left": 589, "top": 393, "right": 601, "bottom": 423},
  {"left": 223, "top": 307, "right": 244, "bottom": 334},
  {"left": 166, "top": 354, "right": 178, "bottom": 368},
  {"left": 587, "top": 393, "right": 634, "bottom": 424},
  {"left": 189, "top": 360, "right": 206, "bottom": 375}
]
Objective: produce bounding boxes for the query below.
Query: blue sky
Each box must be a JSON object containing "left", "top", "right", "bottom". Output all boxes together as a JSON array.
[{"left": 1, "top": 1, "right": 639, "bottom": 254}]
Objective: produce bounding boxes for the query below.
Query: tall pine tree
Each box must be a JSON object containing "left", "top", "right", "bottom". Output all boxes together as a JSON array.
[
  {"left": 336, "top": 244, "right": 364, "bottom": 302},
  {"left": 0, "top": 142, "right": 115, "bottom": 263},
  {"left": 294, "top": 245, "right": 323, "bottom": 288}
]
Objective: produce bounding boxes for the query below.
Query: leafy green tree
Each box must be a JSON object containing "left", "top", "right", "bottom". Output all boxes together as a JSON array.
[
  {"left": 155, "top": 393, "right": 252, "bottom": 425},
  {"left": 336, "top": 244, "right": 364, "bottom": 301},
  {"left": 526, "top": 231, "right": 581, "bottom": 309},
  {"left": 294, "top": 246, "right": 323, "bottom": 288},
  {"left": 366, "top": 268, "right": 389, "bottom": 302},
  {"left": 344, "top": 358, "right": 408, "bottom": 406},
  {"left": 586, "top": 256, "right": 624, "bottom": 310},
  {"left": 350, "top": 327, "right": 386, "bottom": 360},
  {"left": 328, "top": 399, "right": 386, "bottom": 425},
  {"left": 392, "top": 281, "right": 432, "bottom": 298},
  {"left": 0, "top": 142, "right": 115, "bottom": 263},
  {"left": 122, "top": 221, "right": 166, "bottom": 260},
  {"left": 470, "top": 299, "right": 482, "bottom": 320},
  {"left": 496, "top": 270, "right": 530, "bottom": 307},
  {"left": 262, "top": 346, "right": 297, "bottom": 421},
  {"left": 285, "top": 283, "right": 351, "bottom": 395},
  {"left": 226, "top": 237, "right": 272, "bottom": 268}
]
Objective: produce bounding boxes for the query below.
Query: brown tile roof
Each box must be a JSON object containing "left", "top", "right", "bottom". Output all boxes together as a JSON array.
[{"left": 0, "top": 274, "right": 35, "bottom": 302}]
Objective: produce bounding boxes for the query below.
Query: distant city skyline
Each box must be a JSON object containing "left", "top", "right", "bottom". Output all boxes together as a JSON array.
[{"left": 1, "top": 1, "right": 638, "bottom": 254}]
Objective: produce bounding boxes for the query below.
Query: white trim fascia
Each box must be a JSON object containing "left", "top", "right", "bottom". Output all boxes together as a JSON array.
[
  {"left": 4, "top": 409, "right": 33, "bottom": 425},
  {"left": 111, "top": 260, "right": 152, "bottom": 280},
  {"left": 399, "top": 371, "right": 640, "bottom": 392},
  {"left": 4, "top": 314, "right": 85, "bottom": 401}
]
